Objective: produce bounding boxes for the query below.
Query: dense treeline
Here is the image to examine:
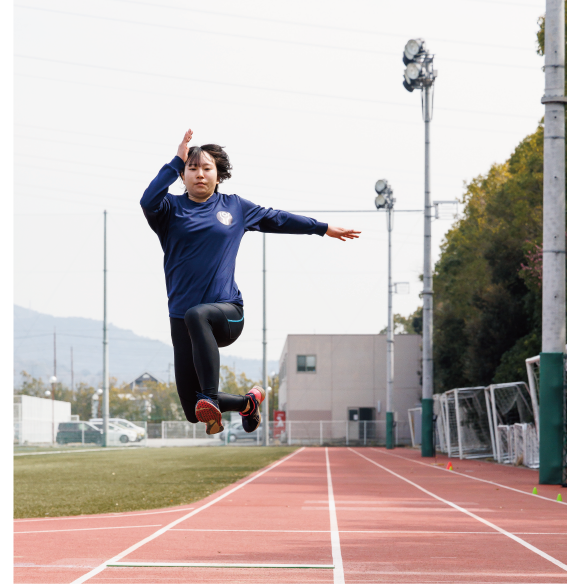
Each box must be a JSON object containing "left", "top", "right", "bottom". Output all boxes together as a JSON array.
[
  {"left": 16, "top": 365, "right": 280, "bottom": 422},
  {"left": 432, "top": 125, "right": 544, "bottom": 391}
]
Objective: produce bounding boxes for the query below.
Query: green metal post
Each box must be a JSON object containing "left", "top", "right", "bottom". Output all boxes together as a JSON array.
[
  {"left": 539, "top": 352, "right": 564, "bottom": 484},
  {"left": 386, "top": 412, "right": 394, "bottom": 449},
  {"left": 421, "top": 398, "right": 434, "bottom": 457}
]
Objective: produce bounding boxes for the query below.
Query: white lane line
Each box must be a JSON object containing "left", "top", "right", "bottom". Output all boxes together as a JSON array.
[
  {"left": 350, "top": 448, "right": 567, "bottom": 572},
  {"left": 14, "top": 506, "right": 198, "bottom": 523},
  {"left": 169, "top": 528, "right": 566, "bottom": 534},
  {"left": 372, "top": 448, "right": 567, "bottom": 506},
  {"left": 14, "top": 524, "right": 162, "bottom": 534},
  {"left": 325, "top": 447, "right": 345, "bottom": 584},
  {"left": 108, "top": 561, "right": 334, "bottom": 569},
  {"left": 69, "top": 447, "right": 305, "bottom": 584}
]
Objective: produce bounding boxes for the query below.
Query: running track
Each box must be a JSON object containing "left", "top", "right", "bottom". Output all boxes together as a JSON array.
[{"left": 14, "top": 447, "right": 567, "bottom": 583}]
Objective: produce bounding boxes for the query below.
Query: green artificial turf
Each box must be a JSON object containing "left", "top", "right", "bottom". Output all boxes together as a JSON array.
[{"left": 14, "top": 446, "right": 298, "bottom": 518}]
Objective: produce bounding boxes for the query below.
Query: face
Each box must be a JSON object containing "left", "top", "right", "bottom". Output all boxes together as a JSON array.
[{"left": 182, "top": 151, "right": 218, "bottom": 202}]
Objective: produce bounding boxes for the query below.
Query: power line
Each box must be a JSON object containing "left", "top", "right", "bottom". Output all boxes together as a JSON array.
[
  {"left": 15, "top": 5, "right": 541, "bottom": 70},
  {"left": 16, "top": 55, "right": 541, "bottom": 116},
  {"left": 13, "top": 150, "right": 475, "bottom": 183},
  {"left": 14, "top": 73, "right": 540, "bottom": 130},
  {"left": 110, "top": 0, "right": 536, "bottom": 52}
]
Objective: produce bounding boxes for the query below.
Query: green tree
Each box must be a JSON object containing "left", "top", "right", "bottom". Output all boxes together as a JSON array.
[
  {"left": 389, "top": 307, "right": 423, "bottom": 335},
  {"left": 432, "top": 125, "right": 544, "bottom": 391}
]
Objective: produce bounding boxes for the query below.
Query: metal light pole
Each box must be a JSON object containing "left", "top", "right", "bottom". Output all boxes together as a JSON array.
[
  {"left": 47, "top": 376, "right": 57, "bottom": 444},
  {"left": 539, "top": 0, "right": 566, "bottom": 484},
  {"left": 374, "top": 180, "right": 395, "bottom": 449},
  {"left": 402, "top": 38, "right": 437, "bottom": 457},
  {"left": 262, "top": 233, "right": 269, "bottom": 446},
  {"left": 102, "top": 210, "right": 109, "bottom": 447}
]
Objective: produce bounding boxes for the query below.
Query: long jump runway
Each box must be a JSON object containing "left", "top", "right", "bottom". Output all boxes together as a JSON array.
[{"left": 14, "top": 447, "right": 567, "bottom": 583}]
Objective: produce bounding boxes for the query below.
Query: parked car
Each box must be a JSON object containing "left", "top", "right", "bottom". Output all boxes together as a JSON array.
[
  {"left": 219, "top": 421, "right": 271, "bottom": 442},
  {"left": 56, "top": 422, "right": 103, "bottom": 445},
  {"left": 90, "top": 418, "right": 146, "bottom": 441},
  {"left": 90, "top": 421, "right": 138, "bottom": 443}
]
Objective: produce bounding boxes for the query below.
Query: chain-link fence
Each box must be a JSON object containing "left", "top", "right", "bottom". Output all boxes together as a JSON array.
[{"left": 137, "top": 420, "right": 391, "bottom": 447}]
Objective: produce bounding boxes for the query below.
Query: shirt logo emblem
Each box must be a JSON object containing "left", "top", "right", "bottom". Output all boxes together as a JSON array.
[{"left": 216, "top": 211, "right": 233, "bottom": 226}]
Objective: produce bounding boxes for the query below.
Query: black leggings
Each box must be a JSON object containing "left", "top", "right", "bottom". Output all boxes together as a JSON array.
[{"left": 170, "top": 302, "right": 247, "bottom": 423}]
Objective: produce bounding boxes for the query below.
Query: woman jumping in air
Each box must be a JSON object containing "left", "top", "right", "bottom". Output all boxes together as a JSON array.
[{"left": 140, "top": 129, "right": 360, "bottom": 435}]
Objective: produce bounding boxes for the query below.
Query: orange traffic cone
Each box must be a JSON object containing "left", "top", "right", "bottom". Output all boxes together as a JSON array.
[{"left": 446, "top": 462, "right": 453, "bottom": 471}]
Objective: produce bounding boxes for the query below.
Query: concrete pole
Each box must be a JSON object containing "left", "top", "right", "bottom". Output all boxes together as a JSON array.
[
  {"left": 386, "top": 205, "right": 394, "bottom": 449},
  {"left": 539, "top": 0, "right": 566, "bottom": 484},
  {"left": 102, "top": 210, "right": 109, "bottom": 447},
  {"left": 263, "top": 233, "right": 269, "bottom": 446},
  {"left": 542, "top": 0, "right": 566, "bottom": 353},
  {"left": 421, "top": 83, "right": 435, "bottom": 457}
]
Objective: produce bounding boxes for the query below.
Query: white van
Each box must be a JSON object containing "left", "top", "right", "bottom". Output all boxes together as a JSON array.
[{"left": 90, "top": 418, "right": 146, "bottom": 441}]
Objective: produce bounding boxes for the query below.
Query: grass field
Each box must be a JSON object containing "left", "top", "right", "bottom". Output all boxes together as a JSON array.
[{"left": 14, "top": 446, "right": 297, "bottom": 518}]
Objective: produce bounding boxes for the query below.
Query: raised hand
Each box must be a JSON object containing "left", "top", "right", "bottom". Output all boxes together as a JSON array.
[
  {"left": 325, "top": 226, "right": 361, "bottom": 241},
  {"left": 177, "top": 129, "right": 193, "bottom": 162}
]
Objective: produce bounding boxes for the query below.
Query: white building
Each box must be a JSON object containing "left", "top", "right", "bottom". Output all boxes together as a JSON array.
[
  {"left": 14, "top": 395, "right": 72, "bottom": 444},
  {"left": 278, "top": 334, "right": 422, "bottom": 445}
]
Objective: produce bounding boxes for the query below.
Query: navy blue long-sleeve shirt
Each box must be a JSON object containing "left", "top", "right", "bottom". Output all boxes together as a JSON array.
[{"left": 140, "top": 156, "right": 328, "bottom": 318}]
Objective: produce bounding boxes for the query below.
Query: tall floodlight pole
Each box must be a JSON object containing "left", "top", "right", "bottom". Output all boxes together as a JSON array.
[
  {"left": 102, "top": 210, "right": 109, "bottom": 447},
  {"left": 539, "top": 0, "right": 566, "bottom": 484},
  {"left": 262, "top": 233, "right": 269, "bottom": 446},
  {"left": 402, "top": 38, "right": 437, "bottom": 457},
  {"left": 374, "top": 180, "right": 395, "bottom": 449}
]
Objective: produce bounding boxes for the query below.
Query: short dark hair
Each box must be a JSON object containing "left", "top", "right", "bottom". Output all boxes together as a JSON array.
[{"left": 183, "top": 144, "right": 232, "bottom": 193}]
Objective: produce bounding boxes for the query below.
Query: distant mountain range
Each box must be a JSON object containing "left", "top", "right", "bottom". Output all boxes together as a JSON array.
[{"left": 13, "top": 306, "right": 278, "bottom": 389}]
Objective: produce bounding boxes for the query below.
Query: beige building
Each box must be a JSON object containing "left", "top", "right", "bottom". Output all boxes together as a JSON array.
[{"left": 278, "top": 334, "right": 422, "bottom": 445}]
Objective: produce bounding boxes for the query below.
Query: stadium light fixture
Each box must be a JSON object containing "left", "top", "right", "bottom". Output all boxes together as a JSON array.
[
  {"left": 401, "top": 38, "right": 436, "bottom": 94},
  {"left": 375, "top": 179, "right": 394, "bottom": 210}
]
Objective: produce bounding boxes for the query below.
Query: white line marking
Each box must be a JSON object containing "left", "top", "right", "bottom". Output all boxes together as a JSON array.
[
  {"left": 68, "top": 447, "right": 305, "bottom": 584},
  {"left": 325, "top": 447, "right": 345, "bottom": 584},
  {"left": 350, "top": 448, "right": 567, "bottom": 572},
  {"left": 372, "top": 448, "right": 567, "bottom": 505},
  {"left": 108, "top": 561, "right": 334, "bottom": 569},
  {"left": 169, "top": 528, "right": 566, "bottom": 535},
  {"left": 14, "top": 506, "right": 198, "bottom": 523},
  {"left": 14, "top": 524, "right": 162, "bottom": 534}
]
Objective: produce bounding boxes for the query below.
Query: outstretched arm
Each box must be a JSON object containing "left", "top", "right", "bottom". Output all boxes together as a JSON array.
[{"left": 325, "top": 226, "right": 361, "bottom": 241}]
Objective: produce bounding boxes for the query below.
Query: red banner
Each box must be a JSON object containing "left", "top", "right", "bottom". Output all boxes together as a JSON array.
[{"left": 273, "top": 410, "right": 286, "bottom": 438}]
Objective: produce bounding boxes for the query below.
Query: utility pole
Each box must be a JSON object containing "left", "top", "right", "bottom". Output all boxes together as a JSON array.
[
  {"left": 71, "top": 347, "right": 74, "bottom": 396},
  {"left": 262, "top": 233, "right": 269, "bottom": 446},
  {"left": 102, "top": 210, "right": 109, "bottom": 447},
  {"left": 53, "top": 327, "right": 57, "bottom": 379},
  {"left": 539, "top": 0, "right": 566, "bottom": 484}
]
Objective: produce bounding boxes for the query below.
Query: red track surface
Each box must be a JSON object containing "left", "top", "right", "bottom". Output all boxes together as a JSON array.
[{"left": 14, "top": 447, "right": 567, "bottom": 583}]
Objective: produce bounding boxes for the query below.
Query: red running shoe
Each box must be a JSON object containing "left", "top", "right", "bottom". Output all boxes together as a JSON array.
[
  {"left": 240, "top": 386, "right": 265, "bottom": 433},
  {"left": 195, "top": 395, "right": 224, "bottom": 435}
]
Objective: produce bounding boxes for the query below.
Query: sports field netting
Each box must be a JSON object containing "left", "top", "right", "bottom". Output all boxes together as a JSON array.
[
  {"left": 434, "top": 387, "right": 491, "bottom": 459},
  {"left": 486, "top": 382, "right": 537, "bottom": 467}
]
